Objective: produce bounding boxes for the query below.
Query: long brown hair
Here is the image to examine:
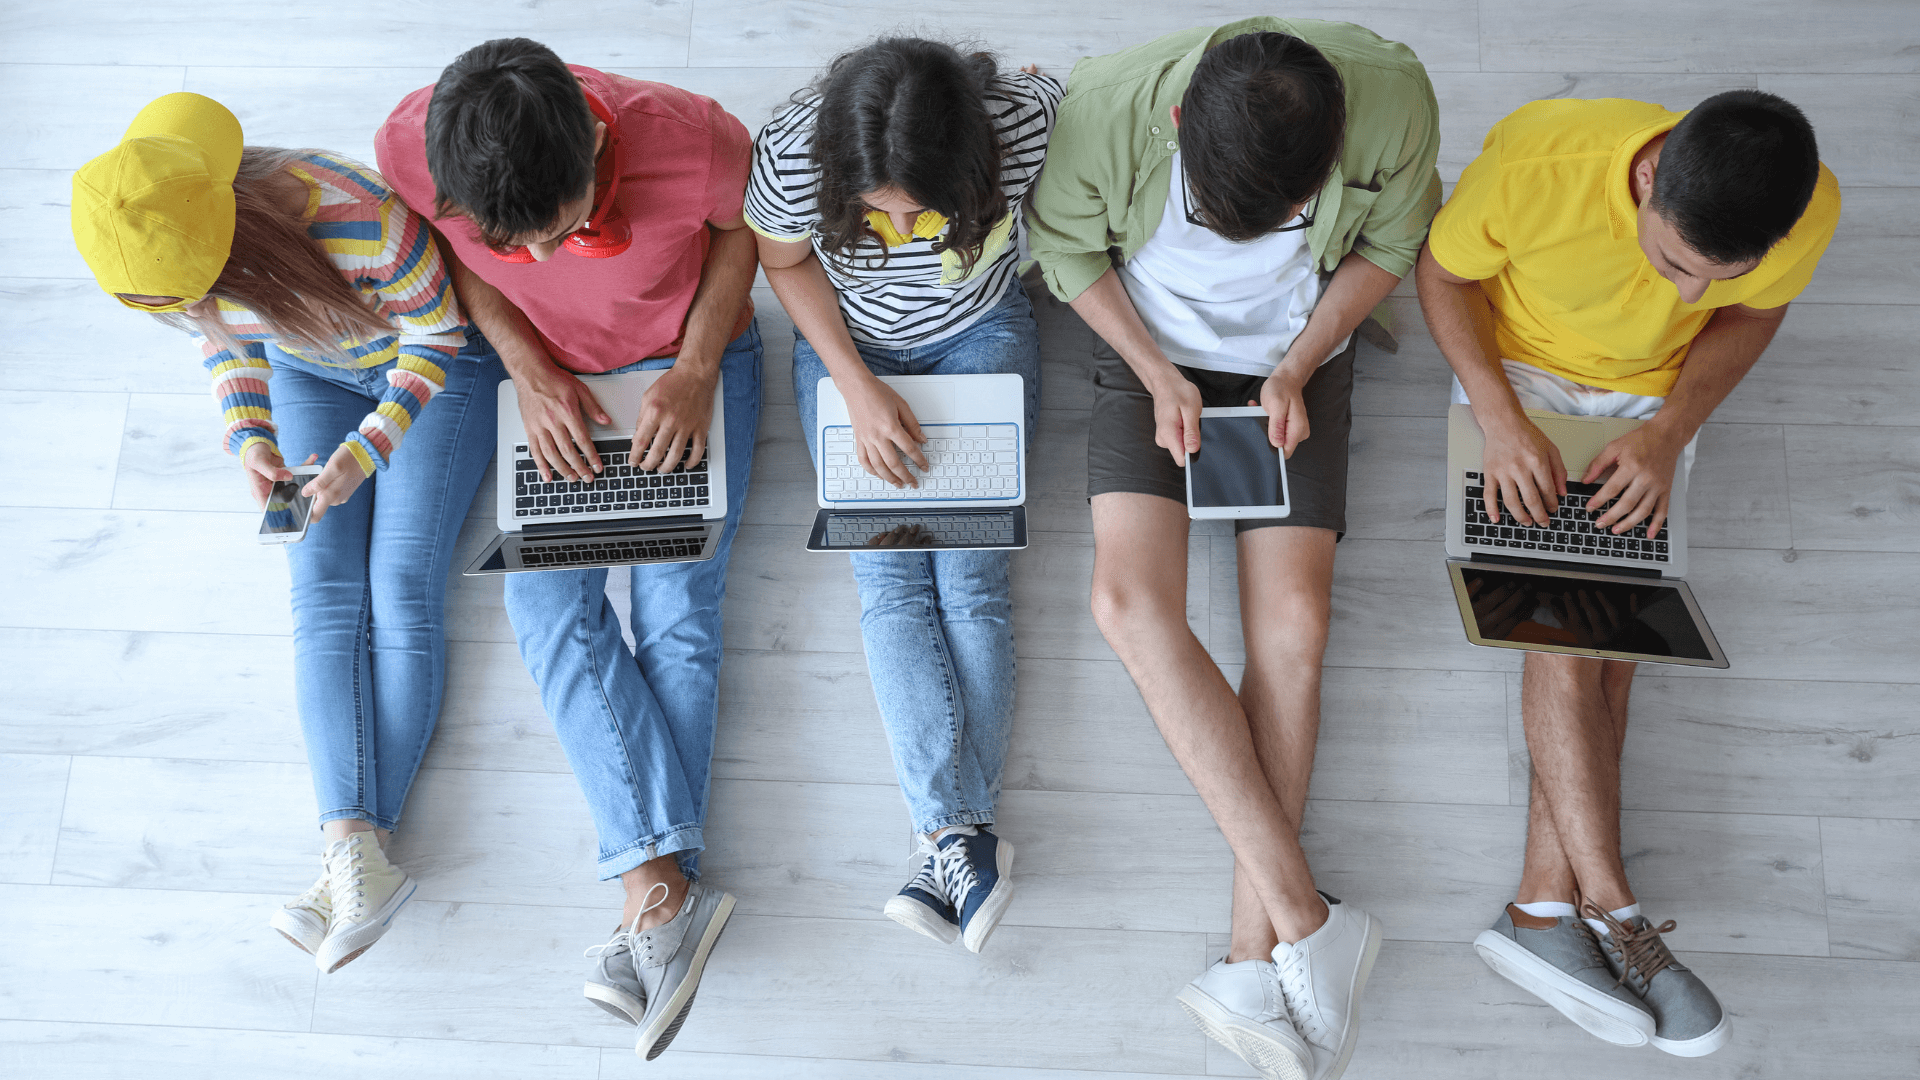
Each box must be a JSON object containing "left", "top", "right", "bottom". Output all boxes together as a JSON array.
[
  {"left": 807, "top": 38, "right": 1006, "bottom": 274},
  {"left": 153, "top": 147, "right": 393, "bottom": 361}
]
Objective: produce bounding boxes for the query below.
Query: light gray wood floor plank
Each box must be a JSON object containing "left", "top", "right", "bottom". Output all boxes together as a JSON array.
[
  {"left": 616, "top": 1051, "right": 1214, "bottom": 1080},
  {"left": 111, "top": 393, "right": 248, "bottom": 513},
  {"left": 1476, "top": 0, "right": 1920, "bottom": 74},
  {"left": 0, "top": 389, "right": 125, "bottom": 509},
  {"left": 0, "top": 64, "right": 185, "bottom": 170},
  {"left": 1799, "top": 187, "right": 1920, "bottom": 307},
  {"left": 0, "top": 280, "right": 190, "bottom": 394},
  {"left": 1760, "top": 75, "right": 1920, "bottom": 187},
  {"left": 0, "top": 169, "right": 96, "bottom": 280},
  {"left": 1821, "top": 816, "right": 1920, "bottom": 962},
  {"left": 1784, "top": 424, "right": 1920, "bottom": 552},
  {"left": 0, "top": 753, "right": 67, "bottom": 884},
  {"left": 1715, "top": 303, "right": 1920, "bottom": 425}
]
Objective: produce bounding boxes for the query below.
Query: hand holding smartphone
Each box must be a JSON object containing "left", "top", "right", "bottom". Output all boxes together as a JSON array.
[{"left": 258, "top": 464, "right": 324, "bottom": 544}]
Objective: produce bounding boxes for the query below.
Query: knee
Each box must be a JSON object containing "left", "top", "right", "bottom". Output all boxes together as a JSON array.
[
  {"left": 1246, "top": 589, "right": 1331, "bottom": 660},
  {"left": 1089, "top": 571, "right": 1180, "bottom": 646}
]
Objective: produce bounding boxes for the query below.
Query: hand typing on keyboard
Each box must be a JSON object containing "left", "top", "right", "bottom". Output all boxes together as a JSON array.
[
  {"left": 1476, "top": 413, "right": 1567, "bottom": 527},
  {"left": 1460, "top": 471, "right": 1671, "bottom": 563},
  {"left": 834, "top": 376, "right": 929, "bottom": 488},
  {"left": 1581, "top": 423, "right": 1688, "bottom": 538},
  {"left": 822, "top": 424, "right": 1020, "bottom": 501}
]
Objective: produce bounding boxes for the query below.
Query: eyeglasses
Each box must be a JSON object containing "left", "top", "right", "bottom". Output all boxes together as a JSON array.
[{"left": 1182, "top": 160, "right": 1316, "bottom": 234}]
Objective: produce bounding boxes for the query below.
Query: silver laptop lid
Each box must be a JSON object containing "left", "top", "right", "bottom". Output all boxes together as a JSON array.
[
  {"left": 1446, "top": 559, "right": 1727, "bottom": 668},
  {"left": 814, "top": 373, "right": 1025, "bottom": 510},
  {"left": 1444, "top": 404, "right": 1689, "bottom": 578},
  {"left": 496, "top": 370, "right": 727, "bottom": 533}
]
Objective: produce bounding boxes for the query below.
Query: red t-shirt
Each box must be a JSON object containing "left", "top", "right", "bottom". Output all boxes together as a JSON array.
[{"left": 375, "top": 66, "right": 753, "bottom": 372}]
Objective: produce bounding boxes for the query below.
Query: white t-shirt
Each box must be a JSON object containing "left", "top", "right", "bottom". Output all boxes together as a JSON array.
[{"left": 1119, "top": 152, "right": 1347, "bottom": 378}]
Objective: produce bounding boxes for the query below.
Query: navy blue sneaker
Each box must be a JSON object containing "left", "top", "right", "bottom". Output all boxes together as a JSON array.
[
  {"left": 884, "top": 849, "right": 961, "bottom": 946},
  {"left": 937, "top": 825, "right": 1016, "bottom": 954}
]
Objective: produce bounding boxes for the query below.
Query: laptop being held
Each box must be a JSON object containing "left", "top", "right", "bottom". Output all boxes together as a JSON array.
[
  {"left": 806, "top": 372, "right": 1028, "bottom": 551},
  {"left": 465, "top": 369, "right": 729, "bottom": 575}
]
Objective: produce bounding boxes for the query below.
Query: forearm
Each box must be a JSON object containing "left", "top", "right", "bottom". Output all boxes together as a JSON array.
[
  {"left": 1067, "top": 267, "right": 1182, "bottom": 394},
  {"left": 1644, "top": 304, "right": 1784, "bottom": 443},
  {"left": 1279, "top": 252, "right": 1400, "bottom": 380},
  {"left": 674, "top": 224, "right": 758, "bottom": 379},
  {"left": 1414, "top": 245, "right": 1527, "bottom": 431},
  {"left": 762, "top": 252, "right": 876, "bottom": 388}
]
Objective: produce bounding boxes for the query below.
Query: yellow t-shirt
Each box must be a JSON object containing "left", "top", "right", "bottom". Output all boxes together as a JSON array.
[{"left": 1429, "top": 99, "right": 1841, "bottom": 396}]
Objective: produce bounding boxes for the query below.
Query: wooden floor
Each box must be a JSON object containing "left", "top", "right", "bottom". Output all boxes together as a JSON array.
[{"left": 3, "top": 2, "right": 1918, "bottom": 1077}]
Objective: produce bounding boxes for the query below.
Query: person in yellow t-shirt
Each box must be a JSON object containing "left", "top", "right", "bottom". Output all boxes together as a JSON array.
[{"left": 1415, "top": 89, "right": 1838, "bottom": 1060}]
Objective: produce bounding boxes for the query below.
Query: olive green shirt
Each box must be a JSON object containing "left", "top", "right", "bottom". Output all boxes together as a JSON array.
[{"left": 1028, "top": 17, "right": 1443, "bottom": 303}]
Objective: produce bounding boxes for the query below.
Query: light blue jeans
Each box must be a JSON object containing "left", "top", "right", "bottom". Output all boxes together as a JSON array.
[
  {"left": 793, "top": 281, "right": 1039, "bottom": 836},
  {"left": 504, "top": 323, "right": 762, "bottom": 881},
  {"left": 269, "top": 329, "right": 507, "bottom": 831}
]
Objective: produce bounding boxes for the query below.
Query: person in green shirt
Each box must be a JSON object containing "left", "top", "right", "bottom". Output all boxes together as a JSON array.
[{"left": 1028, "top": 19, "right": 1440, "bottom": 1080}]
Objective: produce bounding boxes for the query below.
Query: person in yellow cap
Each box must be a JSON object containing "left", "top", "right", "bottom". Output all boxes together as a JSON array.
[{"left": 72, "top": 92, "right": 507, "bottom": 975}]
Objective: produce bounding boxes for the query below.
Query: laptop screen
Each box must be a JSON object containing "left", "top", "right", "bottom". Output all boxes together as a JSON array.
[{"left": 1455, "top": 565, "right": 1717, "bottom": 662}]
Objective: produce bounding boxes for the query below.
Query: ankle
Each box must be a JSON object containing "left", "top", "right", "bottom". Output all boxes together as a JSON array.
[
  {"left": 620, "top": 865, "right": 690, "bottom": 931},
  {"left": 1271, "top": 892, "right": 1331, "bottom": 946}
]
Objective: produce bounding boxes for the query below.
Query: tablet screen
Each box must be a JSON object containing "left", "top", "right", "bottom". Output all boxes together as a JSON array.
[
  {"left": 1189, "top": 415, "right": 1285, "bottom": 509},
  {"left": 1458, "top": 566, "right": 1714, "bottom": 660}
]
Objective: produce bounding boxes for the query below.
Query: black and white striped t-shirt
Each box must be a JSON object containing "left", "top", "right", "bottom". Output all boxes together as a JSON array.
[{"left": 745, "top": 71, "right": 1063, "bottom": 349}]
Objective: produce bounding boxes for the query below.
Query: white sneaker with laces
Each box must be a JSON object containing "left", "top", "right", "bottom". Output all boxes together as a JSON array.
[
  {"left": 314, "top": 832, "right": 415, "bottom": 974},
  {"left": 1176, "top": 957, "right": 1312, "bottom": 1080},
  {"left": 1270, "top": 892, "right": 1383, "bottom": 1080},
  {"left": 269, "top": 870, "right": 331, "bottom": 955}
]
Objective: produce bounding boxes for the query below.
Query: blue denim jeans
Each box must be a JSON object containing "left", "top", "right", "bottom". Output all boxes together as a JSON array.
[
  {"left": 793, "top": 281, "right": 1039, "bottom": 836},
  {"left": 269, "top": 329, "right": 507, "bottom": 831},
  {"left": 504, "top": 323, "right": 762, "bottom": 881}
]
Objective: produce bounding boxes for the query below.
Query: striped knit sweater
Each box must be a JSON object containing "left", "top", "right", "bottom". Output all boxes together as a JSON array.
[{"left": 202, "top": 152, "right": 465, "bottom": 476}]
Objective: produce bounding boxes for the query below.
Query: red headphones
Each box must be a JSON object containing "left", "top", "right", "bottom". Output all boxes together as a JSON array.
[{"left": 491, "top": 86, "right": 631, "bottom": 262}]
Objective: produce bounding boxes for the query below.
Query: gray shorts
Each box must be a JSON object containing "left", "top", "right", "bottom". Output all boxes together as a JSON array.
[{"left": 1087, "top": 337, "right": 1355, "bottom": 536}]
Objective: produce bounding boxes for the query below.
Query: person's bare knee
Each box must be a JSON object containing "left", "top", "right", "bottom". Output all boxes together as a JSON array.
[
  {"left": 1237, "top": 527, "right": 1335, "bottom": 663},
  {"left": 1089, "top": 493, "right": 1190, "bottom": 646}
]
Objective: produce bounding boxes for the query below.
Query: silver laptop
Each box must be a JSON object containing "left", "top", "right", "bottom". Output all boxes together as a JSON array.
[
  {"left": 464, "top": 370, "right": 728, "bottom": 575},
  {"left": 806, "top": 373, "right": 1028, "bottom": 552},
  {"left": 1443, "top": 404, "right": 1727, "bottom": 668}
]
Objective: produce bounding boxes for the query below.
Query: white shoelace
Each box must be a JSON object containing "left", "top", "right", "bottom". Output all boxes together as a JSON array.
[
  {"left": 1274, "top": 945, "right": 1333, "bottom": 1048},
  {"left": 287, "top": 874, "right": 331, "bottom": 915},
  {"left": 324, "top": 835, "right": 371, "bottom": 924},
  {"left": 1254, "top": 960, "right": 1290, "bottom": 1025},
  {"left": 907, "top": 835, "right": 980, "bottom": 911},
  {"left": 587, "top": 882, "right": 670, "bottom": 963}
]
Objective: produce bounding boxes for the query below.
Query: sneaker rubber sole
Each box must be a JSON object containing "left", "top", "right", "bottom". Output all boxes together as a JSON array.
[
  {"left": 316, "top": 875, "right": 416, "bottom": 974},
  {"left": 959, "top": 837, "right": 1016, "bottom": 954},
  {"left": 638, "top": 891, "right": 736, "bottom": 1060},
  {"left": 1651, "top": 1014, "right": 1732, "bottom": 1057},
  {"left": 1174, "top": 984, "right": 1309, "bottom": 1080},
  {"left": 1321, "top": 909, "right": 1384, "bottom": 1080},
  {"left": 1473, "top": 929, "right": 1654, "bottom": 1047},
  {"left": 583, "top": 980, "right": 643, "bottom": 1025},
  {"left": 883, "top": 894, "right": 960, "bottom": 946},
  {"left": 269, "top": 906, "right": 328, "bottom": 956}
]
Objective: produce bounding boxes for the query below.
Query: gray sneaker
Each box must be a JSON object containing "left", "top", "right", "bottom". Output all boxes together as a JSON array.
[
  {"left": 1586, "top": 907, "right": 1731, "bottom": 1057},
  {"left": 1475, "top": 904, "right": 1655, "bottom": 1046},
  {"left": 582, "top": 923, "right": 645, "bottom": 1025},
  {"left": 632, "top": 881, "right": 737, "bottom": 1060}
]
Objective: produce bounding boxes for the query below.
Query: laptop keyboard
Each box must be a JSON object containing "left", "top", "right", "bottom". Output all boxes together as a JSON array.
[
  {"left": 821, "top": 512, "right": 1019, "bottom": 549},
  {"left": 821, "top": 424, "right": 1020, "bottom": 501},
  {"left": 1460, "top": 471, "right": 1670, "bottom": 564},
  {"left": 517, "top": 534, "right": 705, "bottom": 569},
  {"left": 514, "top": 441, "right": 711, "bottom": 519}
]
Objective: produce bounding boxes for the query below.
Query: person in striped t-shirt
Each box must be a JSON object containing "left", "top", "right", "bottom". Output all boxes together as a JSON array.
[
  {"left": 749, "top": 39, "right": 1061, "bottom": 956},
  {"left": 71, "top": 94, "right": 506, "bottom": 975}
]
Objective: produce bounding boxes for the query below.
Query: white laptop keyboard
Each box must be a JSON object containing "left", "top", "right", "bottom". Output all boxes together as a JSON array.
[{"left": 821, "top": 424, "right": 1020, "bottom": 501}]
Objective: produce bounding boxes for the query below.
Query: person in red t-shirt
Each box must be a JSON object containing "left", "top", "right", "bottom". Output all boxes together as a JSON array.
[{"left": 375, "top": 38, "right": 758, "bottom": 1059}]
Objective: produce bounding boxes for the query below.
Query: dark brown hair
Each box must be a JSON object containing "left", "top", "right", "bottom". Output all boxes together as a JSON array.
[
  {"left": 807, "top": 37, "right": 1006, "bottom": 272},
  {"left": 1179, "top": 32, "right": 1346, "bottom": 243}
]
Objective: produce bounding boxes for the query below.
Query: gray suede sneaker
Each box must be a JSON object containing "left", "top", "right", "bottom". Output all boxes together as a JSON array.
[
  {"left": 582, "top": 922, "right": 645, "bottom": 1025},
  {"left": 632, "top": 881, "right": 737, "bottom": 1060},
  {"left": 1586, "top": 906, "right": 1731, "bottom": 1057},
  {"left": 1474, "top": 904, "right": 1655, "bottom": 1046}
]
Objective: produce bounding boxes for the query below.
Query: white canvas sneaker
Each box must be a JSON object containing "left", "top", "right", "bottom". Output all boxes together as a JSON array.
[
  {"left": 314, "top": 832, "right": 415, "bottom": 974},
  {"left": 269, "top": 870, "right": 331, "bottom": 955},
  {"left": 1176, "top": 957, "right": 1312, "bottom": 1080},
  {"left": 1270, "top": 893, "right": 1383, "bottom": 1080}
]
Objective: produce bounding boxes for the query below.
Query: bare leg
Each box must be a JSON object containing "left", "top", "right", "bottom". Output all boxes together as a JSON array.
[
  {"left": 1226, "top": 526, "right": 1337, "bottom": 960},
  {"left": 1090, "top": 494, "right": 1326, "bottom": 944},
  {"left": 620, "top": 854, "right": 689, "bottom": 931},
  {"left": 322, "top": 817, "right": 391, "bottom": 848},
  {"left": 1515, "top": 660, "right": 1636, "bottom": 905},
  {"left": 1519, "top": 653, "right": 1638, "bottom": 911}
]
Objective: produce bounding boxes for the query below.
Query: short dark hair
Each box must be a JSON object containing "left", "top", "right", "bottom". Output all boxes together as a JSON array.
[
  {"left": 807, "top": 38, "right": 1005, "bottom": 274},
  {"left": 1651, "top": 90, "right": 1820, "bottom": 265},
  {"left": 1179, "top": 33, "right": 1346, "bottom": 243},
  {"left": 424, "top": 38, "right": 596, "bottom": 248}
]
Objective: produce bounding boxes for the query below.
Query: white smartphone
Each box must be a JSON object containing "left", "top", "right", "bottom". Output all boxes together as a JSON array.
[
  {"left": 258, "top": 464, "right": 324, "bottom": 544},
  {"left": 1184, "top": 406, "right": 1291, "bottom": 520}
]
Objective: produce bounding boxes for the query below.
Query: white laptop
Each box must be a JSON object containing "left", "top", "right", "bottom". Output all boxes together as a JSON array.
[
  {"left": 807, "top": 373, "right": 1028, "bottom": 552},
  {"left": 1442, "top": 404, "right": 1727, "bottom": 668},
  {"left": 464, "top": 370, "right": 728, "bottom": 575}
]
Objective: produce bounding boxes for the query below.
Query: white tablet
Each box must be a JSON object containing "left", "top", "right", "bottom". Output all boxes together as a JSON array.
[{"left": 1184, "top": 407, "right": 1291, "bottom": 520}]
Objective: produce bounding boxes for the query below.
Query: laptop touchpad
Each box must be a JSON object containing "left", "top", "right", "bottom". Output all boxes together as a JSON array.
[{"left": 894, "top": 380, "right": 958, "bottom": 422}]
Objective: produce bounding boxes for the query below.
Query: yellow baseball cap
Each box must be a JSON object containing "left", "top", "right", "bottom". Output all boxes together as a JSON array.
[{"left": 71, "top": 92, "right": 244, "bottom": 312}]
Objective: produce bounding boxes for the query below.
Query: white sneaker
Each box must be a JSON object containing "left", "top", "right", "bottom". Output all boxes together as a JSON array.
[
  {"left": 314, "top": 832, "right": 415, "bottom": 974},
  {"left": 269, "top": 870, "right": 331, "bottom": 955},
  {"left": 1270, "top": 893, "right": 1384, "bottom": 1080},
  {"left": 1176, "top": 957, "right": 1312, "bottom": 1080}
]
